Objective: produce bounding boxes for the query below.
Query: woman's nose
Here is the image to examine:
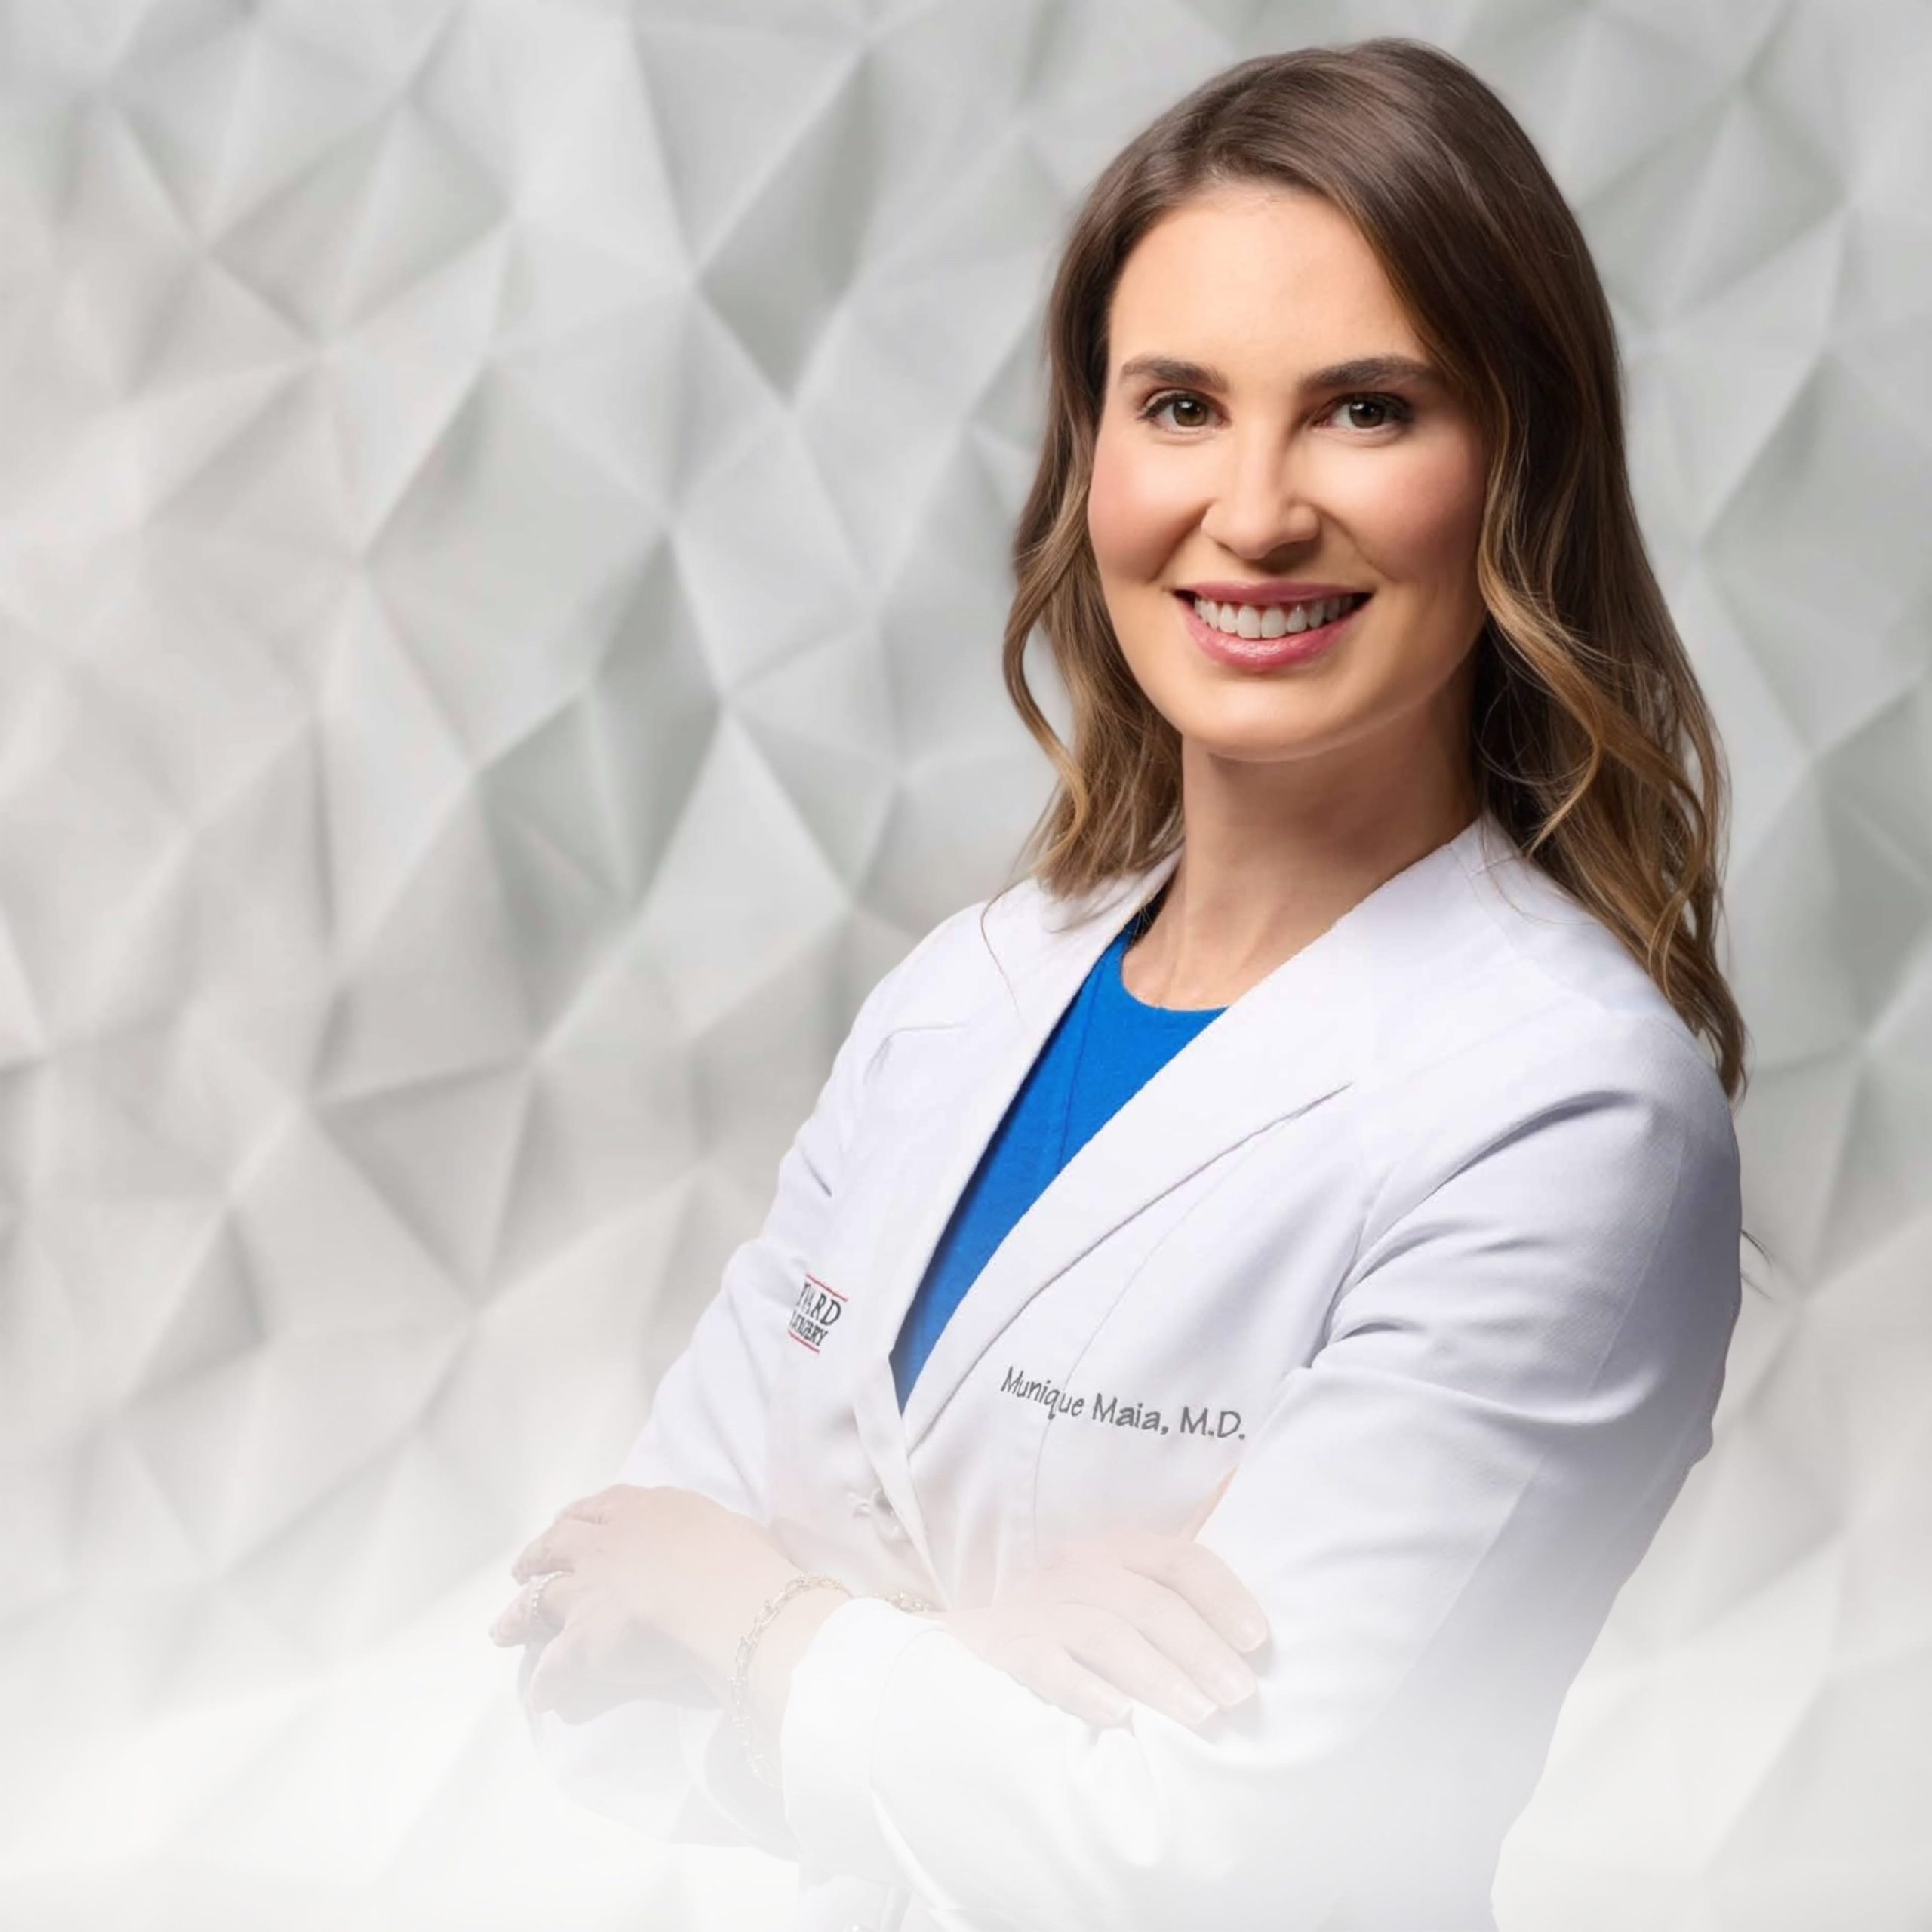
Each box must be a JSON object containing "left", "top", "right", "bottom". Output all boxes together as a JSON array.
[
  {"left": 1189, "top": 430, "right": 1329, "bottom": 560},
  {"left": 1198, "top": 451, "right": 1321, "bottom": 559}
]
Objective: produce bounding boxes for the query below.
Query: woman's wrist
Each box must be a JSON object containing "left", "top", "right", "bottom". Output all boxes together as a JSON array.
[
  {"left": 746, "top": 1583, "right": 851, "bottom": 1737},
  {"left": 716, "top": 1573, "right": 855, "bottom": 1788},
  {"left": 726, "top": 1584, "right": 939, "bottom": 1777},
  {"left": 679, "top": 1546, "right": 808, "bottom": 1703}
]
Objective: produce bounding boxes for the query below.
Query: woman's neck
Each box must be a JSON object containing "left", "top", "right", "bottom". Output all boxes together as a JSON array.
[{"left": 1121, "top": 758, "right": 1479, "bottom": 1011}]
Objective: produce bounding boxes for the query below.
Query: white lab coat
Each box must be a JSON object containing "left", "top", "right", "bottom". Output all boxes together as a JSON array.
[{"left": 530, "top": 807, "right": 1743, "bottom": 1932}]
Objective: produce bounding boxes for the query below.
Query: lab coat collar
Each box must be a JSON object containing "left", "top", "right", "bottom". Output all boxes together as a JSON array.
[{"left": 848, "top": 807, "right": 1511, "bottom": 1576}]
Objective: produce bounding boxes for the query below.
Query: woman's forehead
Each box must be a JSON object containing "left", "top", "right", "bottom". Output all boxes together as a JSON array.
[{"left": 1106, "top": 196, "right": 1426, "bottom": 387}]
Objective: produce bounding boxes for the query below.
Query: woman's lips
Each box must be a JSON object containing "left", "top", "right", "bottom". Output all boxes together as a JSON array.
[{"left": 1175, "top": 591, "right": 1369, "bottom": 671}]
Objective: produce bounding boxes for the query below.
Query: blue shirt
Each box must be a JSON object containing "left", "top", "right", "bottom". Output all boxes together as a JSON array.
[{"left": 891, "top": 894, "right": 1224, "bottom": 1410}]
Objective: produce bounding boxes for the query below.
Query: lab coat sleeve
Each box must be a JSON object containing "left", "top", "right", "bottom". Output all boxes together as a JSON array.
[
  {"left": 527, "top": 912, "right": 969, "bottom": 1858},
  {"left": 776, "top": 1020, "right": 1746, "bottom": 1929}
]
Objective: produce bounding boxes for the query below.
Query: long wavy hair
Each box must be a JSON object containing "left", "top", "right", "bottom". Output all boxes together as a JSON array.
[{"left": 992, "top": 37, "right": 1752, "bottom": 1111}]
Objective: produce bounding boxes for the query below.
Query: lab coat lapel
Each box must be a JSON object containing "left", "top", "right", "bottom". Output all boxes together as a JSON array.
[
  {"left": 843, "top": 854, "right": 1180, "bottom": 1568},
  {"left": 895, "top": 879, "right": 1374, "bottom": 1456},
  {"left": 843, "top": 808, "right": 1498, "bottom": 1578}
]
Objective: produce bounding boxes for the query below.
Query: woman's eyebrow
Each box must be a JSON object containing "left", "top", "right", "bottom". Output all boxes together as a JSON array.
[{"left": 1115, "top": 352, "right": 1444, "bottom": 394}]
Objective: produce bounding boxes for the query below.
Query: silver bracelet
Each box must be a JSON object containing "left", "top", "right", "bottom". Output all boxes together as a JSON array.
[
  {"left": 731, "top": 1574, "right": 852, "bottom": 1787},
  {"left": 729, "top": 1580, "right": 943, "bottom": 1788}
]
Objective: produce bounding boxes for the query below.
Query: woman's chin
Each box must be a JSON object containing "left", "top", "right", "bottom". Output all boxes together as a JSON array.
[{"left": 1164, "top": 699, "right": 1344, "bottom": 768}]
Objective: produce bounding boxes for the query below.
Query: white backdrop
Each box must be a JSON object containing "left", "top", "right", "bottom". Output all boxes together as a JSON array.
[{"left": 2, "top": 2, "right": 1929, "bottom": 1927}]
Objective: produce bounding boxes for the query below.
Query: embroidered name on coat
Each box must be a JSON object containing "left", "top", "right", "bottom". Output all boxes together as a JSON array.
[
  {"left": 998, "top": 1362, "right": 1244, "bottom": 1438},
  {"left": 789, "top": 1274, "right": 847, "bottom": 1353}
]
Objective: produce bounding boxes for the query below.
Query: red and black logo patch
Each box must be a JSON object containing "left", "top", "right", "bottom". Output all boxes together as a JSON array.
[{"left": 788, "top": 1273, "right": 847, "bottom": 1353}]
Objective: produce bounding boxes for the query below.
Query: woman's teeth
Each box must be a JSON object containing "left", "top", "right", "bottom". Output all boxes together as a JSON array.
[{"left": 1190, "top": 592, "right": 1367, "bottom": 638}]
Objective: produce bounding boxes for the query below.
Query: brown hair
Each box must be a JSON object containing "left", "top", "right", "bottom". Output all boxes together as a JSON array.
[{"left": 992, "top": 36, "right": 1752, "bottom": 1110}]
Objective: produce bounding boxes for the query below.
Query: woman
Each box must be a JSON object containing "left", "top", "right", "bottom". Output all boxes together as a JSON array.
[{"left": 491, "top": 38, "right": 1750, "bottom": 1932}]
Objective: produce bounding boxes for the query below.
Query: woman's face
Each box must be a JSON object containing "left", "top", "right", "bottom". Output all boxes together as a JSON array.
[{"left": 1087, "top": 184, "right": 1490, "bottom": 780}]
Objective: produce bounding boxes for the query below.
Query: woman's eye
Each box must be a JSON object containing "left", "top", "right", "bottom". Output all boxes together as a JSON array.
[
  {"left": 1324, "top": 392, "right": 1413, "bottom": 432},
  {"left": 1136, "top": 390, "right": 1414, "bottom": 433},
  {"left": 1137, "top": 391, "right": 1214, "bottom": 430}
]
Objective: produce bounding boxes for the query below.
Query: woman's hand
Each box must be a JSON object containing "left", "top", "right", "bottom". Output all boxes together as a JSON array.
[
  {"left": 489, "top": 1484, "right": 800, "bottom": 1723},
  {"left": 938, "top": 1491, "right": 1269, "bottom": 1730}
]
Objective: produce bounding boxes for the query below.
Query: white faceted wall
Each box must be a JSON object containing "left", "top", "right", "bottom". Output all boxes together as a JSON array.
[{"left": 2, "top": 4, "right": 1927, "bottom": 1929}]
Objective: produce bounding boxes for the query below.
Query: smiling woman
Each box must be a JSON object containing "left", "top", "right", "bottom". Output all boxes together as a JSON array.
[
  {"left": 1081, "top": 182, "right": 1496, "bottom": 1004},
  {"left": 503, "top": 35, "right": 1753, "bottom": 1932},
  {"left": 1006, "top": 49, "right": 1746, "bottom": 1078}
]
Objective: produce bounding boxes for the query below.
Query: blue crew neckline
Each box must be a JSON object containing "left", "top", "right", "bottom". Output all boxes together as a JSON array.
[{"left": 1107, "top": 894, "right": 1226, "bottom": 1019}]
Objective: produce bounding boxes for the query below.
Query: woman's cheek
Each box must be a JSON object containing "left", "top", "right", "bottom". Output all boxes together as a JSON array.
[
  {"left": 1353, "top": 441, "right": 1484, "bottom": 580},
  {"left": 1088, "top": 435, "right": 1183, "bottom": 580}
]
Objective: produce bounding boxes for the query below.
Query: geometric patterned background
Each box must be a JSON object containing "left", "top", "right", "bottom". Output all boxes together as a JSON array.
[{"left": 1, "top": 3, "right": 1927, "bottom": 1927}]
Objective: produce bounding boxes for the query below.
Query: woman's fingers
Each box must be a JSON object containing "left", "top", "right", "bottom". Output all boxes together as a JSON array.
[
  {"left": 558, "top": 1485, "right": 630, "bottom": 1526},
  {"left": 1056, "top": 1604, "right": 1238, "bottom": 1727},
  {"left": 510, "top": 1513, "right": 600, "bottom": 1583},
  {"left": 945, "top": 1614, "right": 1134, "bottom": 1728},
  {"left": 1010, "top": 1524, "right": 1266, "bottom": 1715},
  {"left": 946, "top": 1602, "right": 1241, "bottom": 1731},
  {"left": 1106, "top": 1529, "right": 1271, "bottom": 1656},
  {"left": 490, "top": 1566, "right": 583, "bottom": 1647},
  {"left": 1001, "top": 1635, "right": 1135, "bottom": 1728},
  {"left": 1077, "top": 1566, "right": 1260, "bottom": 1710}
]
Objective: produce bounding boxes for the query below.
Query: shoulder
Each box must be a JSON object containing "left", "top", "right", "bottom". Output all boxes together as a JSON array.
[
  {"left": 1343, "top": 859, "right": 1743, "bottom": 1355},
  {"left": 1377, "top": 820, "right": 1728, "bottom": 1096},
  {"left": 849, "top": 866, "right": 1126, "bottom": 1038},
  {"left": 830, "top": 877, "right": 1034, "bottom": 1089},
  {"left": 1355, "top": 826, "right": 1739, "bottom": 1226}
]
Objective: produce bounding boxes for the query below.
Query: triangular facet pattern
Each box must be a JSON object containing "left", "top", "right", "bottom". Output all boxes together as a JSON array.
[{"left": 1, "top": 5, "right": 1926, "bottom": 1928}]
